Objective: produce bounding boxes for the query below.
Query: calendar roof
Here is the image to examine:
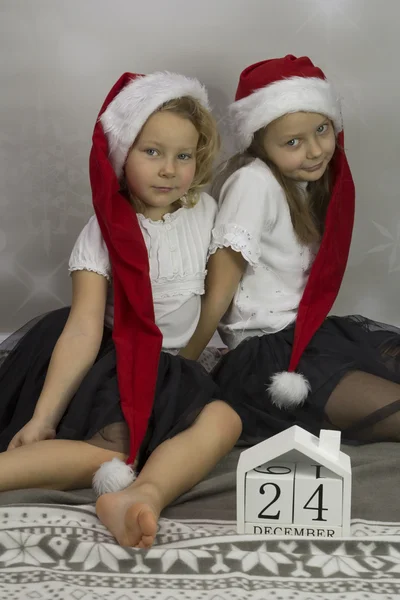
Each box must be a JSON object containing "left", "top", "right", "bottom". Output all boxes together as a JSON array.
[{"left": 237, "top": 426, "right": 351, "bottom": 480}]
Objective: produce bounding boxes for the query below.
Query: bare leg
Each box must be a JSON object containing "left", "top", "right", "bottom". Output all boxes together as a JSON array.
[
  {"left": 96, "top": 400, "right": 242, "bottom": 547},
  {"left": 325, "top": 370, "right": 400, "bottom": 441},
  {"left": 0, "top": 440, "right": 127, "bottom": 491}
]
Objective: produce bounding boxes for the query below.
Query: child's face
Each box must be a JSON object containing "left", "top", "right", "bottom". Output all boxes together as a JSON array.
[
  {"left": 263, "top": 112, "right": 336, "bottom": 183},
  {"left": 124, "top": 111, "right": 199, "bottom": 219}
]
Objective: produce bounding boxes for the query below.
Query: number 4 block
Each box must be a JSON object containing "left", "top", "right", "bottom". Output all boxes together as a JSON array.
[{"left": 293, "top": 464, "right": 342, "bottom": 527}]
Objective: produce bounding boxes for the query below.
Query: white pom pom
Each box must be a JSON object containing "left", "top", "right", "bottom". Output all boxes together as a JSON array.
[
  {"left": 92, "top": 458, "right": 137, "bottom": 496},
  {"left": 268, "top": 371, "right": 310, "bottom": 409}
]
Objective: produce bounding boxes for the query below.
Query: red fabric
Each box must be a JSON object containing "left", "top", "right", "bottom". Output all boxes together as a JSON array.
[
  {"left": 89, "top": 73, "right": 162, "bottom": 464},
  {"left": 289, "top": 132, "right": 355, "bottom": 371},
  {"left": 234, "top": 56, "right": 356, "bottom": 375},
  {"left": 235, "top": 55, "right": 325, "bottom": 101}
]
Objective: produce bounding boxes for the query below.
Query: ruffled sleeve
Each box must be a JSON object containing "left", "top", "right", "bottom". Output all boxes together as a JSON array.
[
  {"left": 209, "top": 162, "right": 277, "bottom": 267},
  {"left": 68, "top": 215, "right": 111, "bottom": 281}
]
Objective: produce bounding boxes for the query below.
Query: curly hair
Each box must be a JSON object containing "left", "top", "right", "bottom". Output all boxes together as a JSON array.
[{"left": 121, "top": 96, "right": 220, "bottom": 212}]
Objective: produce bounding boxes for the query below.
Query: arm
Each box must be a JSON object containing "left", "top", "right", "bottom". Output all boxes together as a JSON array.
[
  {"left": 181, "top": 166, "right": 270, "bottom": 361},
  {"left": 8, "top": 270, "right": 108, "bottom": 450},
  {"left": 32, "top": 270, "right": 108, "bottom": 427},
  {"left": 179, "top": 247, "right": 246, "bottom": 361}
]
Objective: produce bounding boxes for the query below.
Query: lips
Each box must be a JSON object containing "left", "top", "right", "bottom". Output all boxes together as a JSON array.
[
  {"left": 303, "top": 162, "right": 323, "bottom": 172},
  {"left": 153, "top": 186, "right": 174, "bottom": 192}
]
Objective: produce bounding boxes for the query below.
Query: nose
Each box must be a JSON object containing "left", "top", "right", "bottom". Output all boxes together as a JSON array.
[
  {"left": 306, "top": 137, "right": 323, "bottom": 160},
  {"left": 159, "top": 157, "right": 176, "bottom": 178}
]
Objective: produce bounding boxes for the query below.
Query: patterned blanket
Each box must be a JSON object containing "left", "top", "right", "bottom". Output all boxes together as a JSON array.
[{"left": 1, "top": 503, "right": 400, "bottom": 599}]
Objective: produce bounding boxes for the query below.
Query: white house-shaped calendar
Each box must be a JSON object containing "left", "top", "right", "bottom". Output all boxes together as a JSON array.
[{"left": 237, "top": 426, "right": 351, "bottom": 538}]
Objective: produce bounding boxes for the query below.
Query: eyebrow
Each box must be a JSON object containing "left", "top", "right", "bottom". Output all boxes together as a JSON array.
[{"left": 280, "top": 118, "right": 329, "bottom": 140}]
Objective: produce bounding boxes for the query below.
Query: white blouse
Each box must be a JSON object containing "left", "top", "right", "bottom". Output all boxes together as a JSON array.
[
  {"left": 69, "top": 192, "right": 217, "bottom": 350},
  {"left": 209, "top": 159, "right": 318, "bottom": 350}
]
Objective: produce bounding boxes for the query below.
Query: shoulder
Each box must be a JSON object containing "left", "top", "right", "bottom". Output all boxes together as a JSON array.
[
  {"left": 221, "top": 159, "right": 282, "bottom": 198},
  {"left": 213, "top": 158, "right": 284, "bottom": 235},
  {"left": 79, "top": 214, "right": 103, "bottom": 237},
  {"left": 75, "top": 214, "right": 109, "bottom": 250},
  {"left": 195, "top": 191, "right": 217, "bottom": 215}
]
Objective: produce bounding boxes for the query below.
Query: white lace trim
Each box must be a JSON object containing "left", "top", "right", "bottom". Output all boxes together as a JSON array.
[
  {"left": 209, "top": 224, "right": 260, "bottom": 267},
  {"left": 153, "top": 271, "right": 206, "bottom": 285},
  {"left": 68, "top": 266, "right": 111, "bottom": 282},
  {"left": 153, "top": 286, "right": 204, "bottom": 299},
  {"left": 137, "top": 205, "right": 186, "bottom": 225}
]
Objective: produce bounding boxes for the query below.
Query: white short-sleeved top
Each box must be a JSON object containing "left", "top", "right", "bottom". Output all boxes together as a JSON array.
[
  {"left": 69, "top": 192, "right": 217, "bottom": 350},
  {"left": 209, "top": 158, "right": 319, "bottom": 350}
]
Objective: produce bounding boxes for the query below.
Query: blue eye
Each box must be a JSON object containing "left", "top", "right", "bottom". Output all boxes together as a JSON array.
[
  {"left": 286, "top": 139, "right": 299, "bottom": 147},
  {"left": 178, "top": 153, "right": 192, "bottom": 160},
  {"left": 145, "top": 149, "right": 159, "bottom": 156}
]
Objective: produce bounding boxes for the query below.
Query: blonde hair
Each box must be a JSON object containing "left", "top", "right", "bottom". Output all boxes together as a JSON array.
[
  {"left": 121, "top": 96, "right": 220, "bottom": 213},
  {"left": 212, "top": 127, "right": 333, "bottom": 244}
]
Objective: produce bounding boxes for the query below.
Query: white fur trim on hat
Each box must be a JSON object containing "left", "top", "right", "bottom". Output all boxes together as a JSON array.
[
  {"left": 92, "top": 458, "right": 137, "bottom": 496},
  {"left": 268, "top": 371, "right": 310, "bottom": 409},
  {"left": 100, "top": 71, "right": 210, "bottom": 178},
  {"left": 231, "top": 76, "right": 342, "bottom": 151}
]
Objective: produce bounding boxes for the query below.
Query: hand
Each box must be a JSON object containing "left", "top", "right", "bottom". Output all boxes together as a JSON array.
[{"left": 7, "top": 416, "right": 56, "bottom": 451}]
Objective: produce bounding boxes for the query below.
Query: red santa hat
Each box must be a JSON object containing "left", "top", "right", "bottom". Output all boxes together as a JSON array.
[
  {"left": 230, "top": 55, "right": 355, "bottom": 408},
  {"left": 89, "top": 71, "right": 210, "bottom": 475}
]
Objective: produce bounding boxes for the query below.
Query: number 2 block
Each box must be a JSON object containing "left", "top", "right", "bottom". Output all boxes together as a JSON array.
[
  {"left": 293, "top": 464, "right": 342, "bottom": 527},
  {"left": 245, "top": 462, "right": 295, "bottom": 524}
]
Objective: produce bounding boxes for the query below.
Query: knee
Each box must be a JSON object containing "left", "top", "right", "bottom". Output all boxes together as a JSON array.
[{"left": 202, "top": 400, "right": 243, "bottom": 439}]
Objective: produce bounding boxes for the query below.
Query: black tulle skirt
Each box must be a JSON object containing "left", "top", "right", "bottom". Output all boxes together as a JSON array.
[
  {"left": 0, "top": 308, "right": 219, "bottom": 467},
  {"left": 212, "top": 315, "right": 400, "bottom": 444}
]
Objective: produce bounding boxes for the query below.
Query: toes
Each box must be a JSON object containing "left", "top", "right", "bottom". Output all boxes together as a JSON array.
[
  {"left": 96, "top": 496, "right": 158, "bottom": 548},
  {"left": 135, "top": 535, "right": 154, "bottom": 549},
  {"left": 141, "top": 534, "right": 155, "bottom": 548},
  {"left": 124, "top": 504, "right": 157, "bottom": 548},
  {"left": 138, "top": 510, "right": 157, "bottom": 538}
]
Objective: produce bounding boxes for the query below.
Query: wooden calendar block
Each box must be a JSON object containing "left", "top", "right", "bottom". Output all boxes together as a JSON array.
[
  {"left": 245, "top": 461, "right": 295, "bottom": 524},
  {"left": 244, "top": 522, "right": 342, "bottom": 538},
  {"left": 237, "top": 427, "right": 352, "bottom": 536},
  {"left": 293, "top": 463, "right": 343, "bottom": 527}
]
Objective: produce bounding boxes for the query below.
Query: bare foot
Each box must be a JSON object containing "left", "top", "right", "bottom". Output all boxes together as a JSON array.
[{"left": 96, "top": 482, "right": 161, "bottom": 548}]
